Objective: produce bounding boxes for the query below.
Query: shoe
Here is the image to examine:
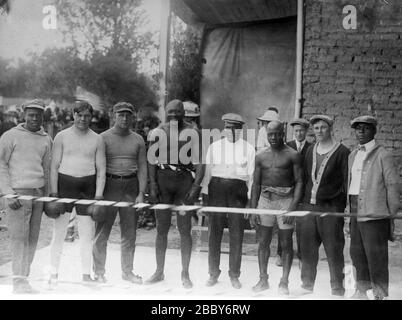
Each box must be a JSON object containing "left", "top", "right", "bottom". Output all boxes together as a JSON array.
[
  {"left": 301, "top": 283, "right": 314, "bottom": 292},
  {"left": 145, "top": 272, "right": 164, "bottom": 285},
  {"left": 13, "top": 279, "right": 39, "bottom": 294},
  {"left": 47, "top": 274, "right": 58, "bottom": 288},
  {"left": 205, "top": 276, "right": 218, "bottom": 287},
  {"left": 94, "top": 274, "right": 107, "bottom": 284},
  {"left": 275, "top": 255, "right": 282, "bottom": 267},
  {"left": 331, "top": 288, "right": 345, "bottom": 297},
  {"left": 82, "top": 274, "right": 97, "bottom": 283},
  {"left": 252, "top": 277, "right": 269, "bottom": 293},
  {"left": 230, "top": 277, "right": 242, "bottom": 289},
  {"left": 350, "top": 289, "right": 368, "bottom": 300},
  {"left": 278, "top": 280, "right": 290, "bottom": 295},
  {"left": 122, "top": 272, "right": 143, "bottom": 285}
]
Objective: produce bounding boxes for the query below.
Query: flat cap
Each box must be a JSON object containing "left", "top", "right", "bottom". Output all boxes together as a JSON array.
[
  {"left": 22, "top": 99, "right": 46, "bottom": 111},
  {"left": 113, "top": 102, "right": 136, "bottom": 114},
  {"left": 289, "top": 118, "right": 310, "bottom": 128},
  {"left": 310, "top": 114, "right": 333, "bottom": 126},
  {"left": 183, "top": 101, "right": 200, "bottom": 117},
  {"left": 222, "top": 113, "right": 245, "bottom": 125},
  {"left": 351, "top": 115, "right": 377, "bottom": 129},
  {"left": 257, "top": 110, "right": 279, "bottom": 122}
]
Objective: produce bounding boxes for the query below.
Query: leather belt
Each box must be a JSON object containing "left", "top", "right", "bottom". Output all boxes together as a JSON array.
[{"left": 106, "top": 173, "right": 137, "bottom": 180}]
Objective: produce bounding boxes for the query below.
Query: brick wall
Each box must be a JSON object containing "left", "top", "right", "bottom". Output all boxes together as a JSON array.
[{"left": 302, "top": 0, "right": 402, "bottom": 176}]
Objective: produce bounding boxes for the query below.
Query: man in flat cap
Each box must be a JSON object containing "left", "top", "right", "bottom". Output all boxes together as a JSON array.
[
  {"left": 256, "top": 107, "right": 280, "bottom": 152},
  {"left": 347, "top": 116, "right": 400, "bottom": 300},
  {"left": 93, "top": 102, "right": 147, "bottom": 285},
  {"left": 250, "top": 120, "right": 303, "bottom": 295},
  {"left": 287, "top": 118, "right": 311, "bottom": 160},
  {"left": 146, "top": 99, "right": 204, "bottom": 289},
  {"left": 0, "top": 99, "right": 52, "bottom": 294},
  {"left": 183, "top": 101, "right": 201, "bottom": 130},
  {"left": 298, "top": 115, "right": 350, "bottom": 296},
  {"left": 202, "top": 113, "right": 255, "bottom": 289},
  {"left": 287, "top": 118, "right": 312, "bottom": 266}
]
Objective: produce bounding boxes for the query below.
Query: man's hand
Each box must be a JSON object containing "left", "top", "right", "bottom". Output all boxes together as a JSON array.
[
  {"left": 249, "top": 214, "right": 261, "bottom": 229},
  {"left": 185, "top": 184, "right": 202, "bottom": 205},
  {"left": 149, "top": 183, "right": 159, "bottom": 204},
  {"left": 135, "top": 192, "right": 144, "bottom": 205},
  {"left": 8, "top": 198, "right": 22, "bottom": 210},
  {"left": 283, "top": 216, "right": 295, "bottom": 225}
]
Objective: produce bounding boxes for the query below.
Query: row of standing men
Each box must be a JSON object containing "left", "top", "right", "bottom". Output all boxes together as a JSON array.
[{"left": 0, "top": 99, "right": 399, "bottom": 299}]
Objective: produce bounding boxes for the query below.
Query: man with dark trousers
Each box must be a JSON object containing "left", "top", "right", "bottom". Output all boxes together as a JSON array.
[
  {"left": 347, "top": 116, "right": 400, "bottom": 300},
  {"left": 287, "top": 118, "right": 311, "bottom": 266},
  {"left": 146, "top": 99, "right": 204, "bottom": 289},
  {"left": 250, "top": 120, "right": 303, "bottom": 295},
  {"left": 202, "top": 113, "right": 255, "bottom": 289},
  {"left": 93, "top": 102, "right": 147, "bottom": 284},
  {"left": 299, "top": 115, "right": 350, "bottom": 296}
]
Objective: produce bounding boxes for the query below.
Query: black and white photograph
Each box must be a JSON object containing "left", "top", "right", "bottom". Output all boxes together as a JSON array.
[{"left": 0, "top": 0, "right": 401, "bottom": 307}]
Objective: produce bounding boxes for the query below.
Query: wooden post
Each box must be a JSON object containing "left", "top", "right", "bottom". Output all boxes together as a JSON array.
[{"left": 158, "top": 0, "right": 172, "bottom": 123}]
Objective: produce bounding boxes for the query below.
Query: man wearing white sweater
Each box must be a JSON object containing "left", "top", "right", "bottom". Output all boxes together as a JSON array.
[{"left": 0, "top": 99, "right": 52, "bottom": 294}]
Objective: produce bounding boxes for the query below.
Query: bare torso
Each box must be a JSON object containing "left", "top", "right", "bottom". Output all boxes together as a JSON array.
[{"left": 257, "top": 145, "right": 299, "bottom": 187}]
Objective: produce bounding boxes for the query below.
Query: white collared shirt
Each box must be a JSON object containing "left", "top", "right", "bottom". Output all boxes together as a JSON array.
[
  {"left": 201, "top": 137, "right": 255, "bottom": 198},
  {"left": 348, "top": 139, "right": 376, "bottom": 195},
  {"left": 295, "top": 139, "right": 306, "bottom": 152}
]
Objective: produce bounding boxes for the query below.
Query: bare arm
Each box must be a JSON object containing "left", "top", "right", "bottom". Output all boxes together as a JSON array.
[
  {"left": 250, "top": 155, "right": 261, "bottom": 209},
  {"left": 289, "top": 152, "right": 304, "bottom": 211},
  {"left": 137, "top": 137, "right": 148, "bottom": 199},
  {"left": 50, "top": 133, "right": 63, "bottom": 196},
  {"left": 95, "top": 135, "right": 106, "bottom": 198}
]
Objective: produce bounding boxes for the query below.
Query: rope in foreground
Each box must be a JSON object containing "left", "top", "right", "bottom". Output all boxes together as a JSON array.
[{"left": 2, "top": 193, "right": 402, "bottom": 220}]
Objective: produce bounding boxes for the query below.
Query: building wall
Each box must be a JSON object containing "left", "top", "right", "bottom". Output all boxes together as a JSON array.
[{"left": 302, "top": 0, "right": 402, "bottom": 176}]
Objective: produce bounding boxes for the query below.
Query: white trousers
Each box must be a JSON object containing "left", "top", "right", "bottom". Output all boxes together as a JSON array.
[{"left": 50, "top": 210, "right": 95, "bottom": 276}]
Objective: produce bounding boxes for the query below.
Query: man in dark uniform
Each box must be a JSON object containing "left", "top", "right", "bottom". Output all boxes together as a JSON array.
[
  {"left": 287, "top": 118, "right": 311, "bottom": 266},
  {"left": 146, "top": 99, "right": 204, "bottom": 289}
]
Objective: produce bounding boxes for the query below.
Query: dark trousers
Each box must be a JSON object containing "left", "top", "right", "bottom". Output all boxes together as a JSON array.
[
  {"left": 155, "top": 169, "right": 193, "bottom": 275},
  {"left": 208, "top": 177, "right": 247, "bottom": 279},
  {"left": 299, "top": 202, "right": 345, "bottom": 293},
  {"left": 349, "top": 196, "right": 390, "bottom": 297},
  {"left": 93, "top": 176, "right": 139, "bottom": 276}
]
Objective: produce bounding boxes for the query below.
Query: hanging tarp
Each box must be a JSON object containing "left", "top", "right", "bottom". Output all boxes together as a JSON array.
[
  {"left": 199, "top": 17, "right": 296, "bottom": 130},
  {"left": 172, "top": 0, "right": 297, "bottom": 26}
]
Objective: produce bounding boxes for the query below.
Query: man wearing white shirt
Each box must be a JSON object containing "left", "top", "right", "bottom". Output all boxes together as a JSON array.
[
  {"left": 347, "top": 116, "right": 400, "bottom": 300},
  {"left": 202, "top": 113, "right": 255, "bottom": 289}
]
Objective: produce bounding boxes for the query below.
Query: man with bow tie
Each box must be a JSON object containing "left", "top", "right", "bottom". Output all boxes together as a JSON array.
[{"left": 347, "top": 115, "right": 400, "bottom": 300}]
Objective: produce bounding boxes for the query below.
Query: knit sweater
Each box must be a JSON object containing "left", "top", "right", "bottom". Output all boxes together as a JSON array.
[
  {"left": 302, "top": 143, "right": 350, "bottom": 209},
  {"left": 0, "top": 124, "right": 52, "bottom": 194}
]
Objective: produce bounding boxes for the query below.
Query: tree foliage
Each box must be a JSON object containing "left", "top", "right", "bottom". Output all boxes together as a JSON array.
[
  {"left": 168, "top": 15, "right": 203, "bottom": 104},
  {"left": 56, "top": 0, "right": 154, "bottom": 68}
]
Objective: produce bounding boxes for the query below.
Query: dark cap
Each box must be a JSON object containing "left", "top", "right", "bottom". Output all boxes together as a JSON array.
[
  {"left": 22, "top": 99, "right": 46, "bottom": 111},
  {"left": 310, "top": 114, "right": 334, "bottom": 127},
  {"left": 289, "top": 118, "right": 310, "bottom": 128},
  {"left": 113, "top": 102, "right": 136, "bottom": 114},
  {"left": 165, "top": 99, "right": 184, "bottom": 111},
  {"left": 222, "top": 113, "right": 245, "bottom": 125},
  {"left": 351, "top": 115, "right": 377, "bottom": 129}
]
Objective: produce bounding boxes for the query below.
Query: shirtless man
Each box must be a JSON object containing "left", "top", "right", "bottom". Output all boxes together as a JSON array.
[
  {"left": 48, "top": 101, "right": 106, "bottom": 284},
  {"left": 250, "top": 120, "right": 303, "bottom": 295}
]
